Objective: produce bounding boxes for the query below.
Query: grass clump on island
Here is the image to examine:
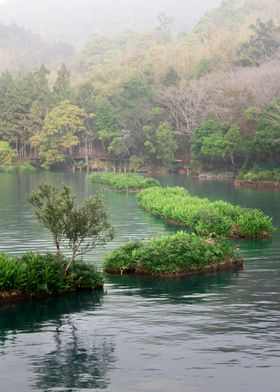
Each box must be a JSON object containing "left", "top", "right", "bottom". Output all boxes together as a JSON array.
[
  {"left": 0, "top": 253, "right": 104, "bottom": 299},
  {"left": 104, "top": 232, "right": 242, "bottom": 276},
  {"left": 0, "top": 164, "right": 36, "bottom": 173},
  {"left": 138, "top": 187, "right": 275, "bottom": 238},
  {"left": 88, "top": 172, "right": 160, "bottom": 191},
  {"left": 237, "top": 169, "right": 280, "bottom": 182}
]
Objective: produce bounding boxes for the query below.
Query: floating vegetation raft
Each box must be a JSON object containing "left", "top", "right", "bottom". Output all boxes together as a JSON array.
[
  {"left": 88, "top": 172, "right": 160, "bottom": 191},
  {"left": 104, "top": 232, "right": 242, "bottom": 276},
  {"left": 0, "top": 253, "right": 104, "bottom": 301},
  {"left": 0, "top": 164, "right": 36, "bottom": 173},
  {"left": 138, "top": 187, "right": 275, "bottom": 238},
  {"left": 235, "top": 169, "right": 280, "bottom": 189}
]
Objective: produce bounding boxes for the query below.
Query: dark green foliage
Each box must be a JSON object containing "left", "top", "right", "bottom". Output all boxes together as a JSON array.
[
  {"left": 238, "top": 18, "right": 280, "bottom": 66},
  {"left": 253, "top": 99, "right": 280, "bottom": 162},
  {"left": 104, "top": 232, "right": 238, "bottom": 275},
  {"left": 88, "top": 172, "right": 160, "bottom": 191},
  {"left": 0, "top": 253, "right": 104, "bottom": 296},
  {"left": 138, "top": 187, "right": 275, "bottom": 238},
  {"left": 191, "top": 119, "right": 224, "bottom": 162}
]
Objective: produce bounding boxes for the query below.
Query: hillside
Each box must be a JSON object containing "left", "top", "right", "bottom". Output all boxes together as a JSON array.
[
  {"left": 0, "top": 0, "right": 221, "bottom": 44},
  {"left": 0, "top": 24, "right": 75, "bottom": 73}
]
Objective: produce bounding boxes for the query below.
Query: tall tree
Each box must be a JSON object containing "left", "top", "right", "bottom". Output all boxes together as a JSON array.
[
  {"left": 31, "top": 101, "right": 87, "bottom": 168},
  {"left": 53, "top": 63, "right": 72, "bottom": 103}
]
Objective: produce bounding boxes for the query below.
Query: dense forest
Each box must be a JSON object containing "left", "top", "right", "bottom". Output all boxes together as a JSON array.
[{"left": 0, "top": 0, "right": 280, "bottom": 173}]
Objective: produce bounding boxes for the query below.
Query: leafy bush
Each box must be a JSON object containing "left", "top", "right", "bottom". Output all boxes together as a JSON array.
[
  {"left": 88, "top": 172, "right": 160, "bottom": 191},
  {"left": 138, "top": 187, "right": 275, "bottom": 238},
  {"left": 0, "top": 253, "right": 104, "bottom": 297},
  {"left": 20, "top": 164, "right": 36, "bottom": 173},
  {"left": 236, "top": 210, "right": 274, "bottom": 237},
  {"left": 104, "top": 232, "right": 239, "bottom": 275}
]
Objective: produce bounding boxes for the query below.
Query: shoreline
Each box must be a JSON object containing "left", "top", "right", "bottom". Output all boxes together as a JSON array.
[
  {"left": 235, "top": 180, "right": 280, "bottom": 189},
  {"left": 0, "top": 285, "right": 104, "bottom": 303}
]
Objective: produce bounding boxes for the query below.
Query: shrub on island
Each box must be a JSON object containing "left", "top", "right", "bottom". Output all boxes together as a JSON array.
[
  {"left": 138, "top": 187, "right": 275, "bottom": 238},
  {"left": 0, "top": 253, "right": 104, "bottom": 299},
  {"left": 88, "top": 172, "right": 160, "bottom": 191},
  {"left": 0, "top": 183, "right": 114, "bottom": 301},
  {"left": 104, "top": 232, "right": 242, "bottom": 276}
]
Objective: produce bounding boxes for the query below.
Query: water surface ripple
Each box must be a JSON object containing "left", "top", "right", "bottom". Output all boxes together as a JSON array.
[{"left": 0, "top": 173, "right": 279, "bottom": 391}]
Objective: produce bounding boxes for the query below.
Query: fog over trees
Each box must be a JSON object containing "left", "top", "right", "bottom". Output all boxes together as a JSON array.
[{"left": 0, "top": 0, "right": 221, "bottom": 43}]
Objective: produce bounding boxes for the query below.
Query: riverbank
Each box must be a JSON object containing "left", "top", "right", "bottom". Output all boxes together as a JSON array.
[{"left": 235, "top": 180, "right": 280, "bottom": 189}]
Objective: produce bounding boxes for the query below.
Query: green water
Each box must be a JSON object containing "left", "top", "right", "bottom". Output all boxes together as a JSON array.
[{"left": 0, "top": 172, "right": 279, "bottom": 392}]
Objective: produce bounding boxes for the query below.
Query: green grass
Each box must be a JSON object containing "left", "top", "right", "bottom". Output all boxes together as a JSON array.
[
  {"left": 0, "top": 253, "right": 104, "bottom": 298},
  {"left": 138, "top": 187, "right": 275, "bottom": 238},
  {"left": 88, "top": 172, "right": 160, "bottom": 191},
  {"left": 104, "top": 232, "right": 241, "bottom": 275}
]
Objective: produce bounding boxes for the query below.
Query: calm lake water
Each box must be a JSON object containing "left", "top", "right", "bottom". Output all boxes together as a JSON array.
[{"left": 0, "top": 172, "right": 279, "bottom": 392}]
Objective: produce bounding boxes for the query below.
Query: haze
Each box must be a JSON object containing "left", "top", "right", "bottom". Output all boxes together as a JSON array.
[{"left": 0, "top": 0, "right": 222, "bottom": 43}]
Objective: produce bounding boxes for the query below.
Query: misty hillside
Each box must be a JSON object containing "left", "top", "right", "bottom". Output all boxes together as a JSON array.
[
  {"left": 195, "top": 0, "right": 280, "bottom": 38},
  {"left": 0, "top": 0, "right": 221, "bottom": 43},
  {"left": 0, "top": 24, "right": 75, "bottom": 73}
]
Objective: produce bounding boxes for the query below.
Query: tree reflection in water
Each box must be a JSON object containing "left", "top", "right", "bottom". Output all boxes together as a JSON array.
[
  {"left": 33, "top": 319, "right": 115, "bottom": 390},
  {"left": 0, "top": 292, "right": 116, "bottom": 391}
]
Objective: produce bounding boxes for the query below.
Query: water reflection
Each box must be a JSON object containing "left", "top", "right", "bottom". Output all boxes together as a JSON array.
[
  {"left": 0, "top": 172, "right": 280, "bottom": 392},
  {"left": 106, "top": 269, "right": 242, "bottom": 304},
  {"left": 0, "top": 292, "right": 116, "bottom": 391},
  {"left": 32, "top": 324, "right": 115, "bottom": 391}
]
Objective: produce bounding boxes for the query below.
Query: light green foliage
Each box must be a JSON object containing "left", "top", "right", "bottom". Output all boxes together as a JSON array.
[
  {"left": 104, "top": 232, "right": 238, "bottom": 275},
  {"left": 236, "top": 210, "right": 274, "bottom": 237},
  {"left": 0, "top": 141, "right": 16, "bottom": 165},
  {"left": 138, "top": 187, "right": 275, "bottom": 238},
  {"left": 31, "top": 101, "right": 87, "bottom": 168},
  {"left": 28, "top": 183, "right": 114, "bottom": 269},
  {"left": 0, "top": 252, "right": 103, "bottom": 296},
  {"left": 88, "top": 172, "right": 160, "bottom": 191},
  {"left": 223, "top": 125, "right": 244, "bottom": 165},
  {"left": 200, "top": 132, "right": 225, "bottom": 159}
]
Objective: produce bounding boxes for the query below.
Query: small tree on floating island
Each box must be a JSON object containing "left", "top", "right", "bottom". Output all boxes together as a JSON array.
[{"left": 28, "top": 183, "right": 114, "bottom": 272}]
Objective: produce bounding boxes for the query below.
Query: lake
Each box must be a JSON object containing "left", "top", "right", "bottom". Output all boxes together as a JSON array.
[{"left": 0, "top": 172, "right": 279, "bottom": 392}]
